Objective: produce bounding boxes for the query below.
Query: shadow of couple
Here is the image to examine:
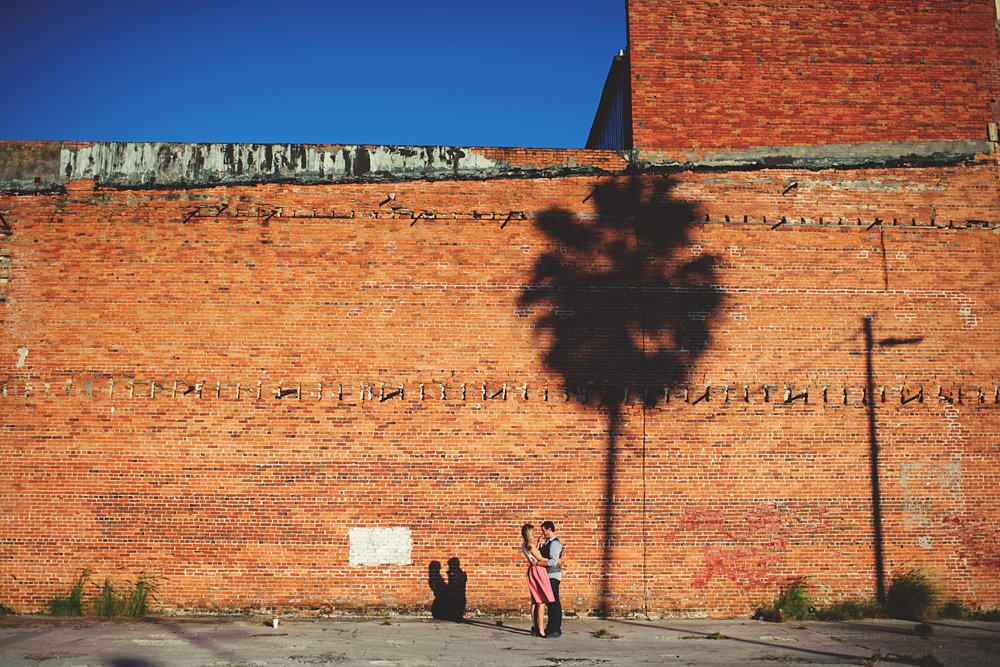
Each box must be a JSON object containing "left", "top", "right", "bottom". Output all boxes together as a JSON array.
[{"left": 429, "top": 557, "right": 467, "bottom": 622}]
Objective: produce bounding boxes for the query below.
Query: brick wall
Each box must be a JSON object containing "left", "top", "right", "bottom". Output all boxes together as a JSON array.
[
  {"left": 1, "top": 157, "right": 997, "bottom": 616},
  {"left": 626, "top": 0, "right": 1000, "bottom": 159}
]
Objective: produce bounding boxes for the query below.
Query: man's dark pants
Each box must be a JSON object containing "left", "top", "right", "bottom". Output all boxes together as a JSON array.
[{"left": 546, "top": 578, "right": 562, "bottom": 634}]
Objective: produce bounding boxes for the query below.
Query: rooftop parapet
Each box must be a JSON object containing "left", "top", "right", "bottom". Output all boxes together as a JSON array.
[{"left": 0, "top": 142, "right": 628, "bottom": 193}]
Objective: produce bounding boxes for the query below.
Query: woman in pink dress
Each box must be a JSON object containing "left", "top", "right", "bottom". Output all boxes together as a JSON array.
[{"left": 521, "top": 523, "right": 555, "bottom": 637}]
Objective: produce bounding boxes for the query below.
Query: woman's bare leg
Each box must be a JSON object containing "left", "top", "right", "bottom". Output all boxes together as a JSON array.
[{"left": 534, "top": 603, "right": 546, "bottom": 636}]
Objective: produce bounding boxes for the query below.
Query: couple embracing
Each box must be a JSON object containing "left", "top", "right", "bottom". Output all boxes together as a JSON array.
[{"left": 520, "top": 520, "right": 563, "bottom": 639}]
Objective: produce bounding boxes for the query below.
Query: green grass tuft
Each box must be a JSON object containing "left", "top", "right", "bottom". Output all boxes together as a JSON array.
[
  {"left": 0, "top": 604, "right": 16, "bottom": 616},
  {"left": 886, "top": 570, "right": 937, "bottom": 621},
  {"left": 48, "top": 569, "right": 91, "bottom": 616},
  {"left": 754, "top": 575, "right": 998, "bottom": 625},
  {"left": 50, "top": 569, "right": 158, "bottom": 618},
  {"left": 756, "top": 578, "right": 813, "bottom": 622},
  {"left": 752, "top": 653, "right": 797, "bottom": 662},
  {"left": 861, "top": 651, "right": 884, "bottom": 667},
  {"left": 120, "top": 571, "right": 158, "bottom": 617},
  {"left": 590, "top": 627, "right": 621, "bottom": 639},
  {"left": 93, "top": 577, "right": 118, "bottom": 616},
  {"left": 937, "top": 599, "right": 1000, "bottom": 621},
  {"left": 814, "top": 597, "right": 881, "bottom": 621}
]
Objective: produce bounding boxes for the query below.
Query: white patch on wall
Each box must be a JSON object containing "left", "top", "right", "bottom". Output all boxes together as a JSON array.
[
  {"left": 15, "top": 347, "right": 28, "bottom": 368},
  {"left": 349, "top": 527, "right": 412, "bottom": 567}
]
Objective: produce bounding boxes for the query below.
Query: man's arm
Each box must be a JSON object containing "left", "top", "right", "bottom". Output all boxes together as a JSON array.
[{"left": 546, "top": 540, "right": 562, "bottom": 568}]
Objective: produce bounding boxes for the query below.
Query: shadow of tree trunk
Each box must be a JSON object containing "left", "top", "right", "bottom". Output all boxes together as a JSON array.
[{"left": 518, "top": 176, "right": 722, "bottom": 615}]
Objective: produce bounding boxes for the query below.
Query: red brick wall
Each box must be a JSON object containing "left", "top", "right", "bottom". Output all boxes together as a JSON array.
[
  {"left": 2, "top": 161, "right": 997, "bottom": 616},
  {"left": 626, "top": 0, "right": 1000, "bottom": 158}
]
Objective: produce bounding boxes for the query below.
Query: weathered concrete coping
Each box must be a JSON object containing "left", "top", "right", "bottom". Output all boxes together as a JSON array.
[
  {"left": 0, "top": 138, "right": 993, "bottom": 194},
  {"left": 638, "top": 139, "right": 993, "bottom": 171},
  {"left": 0, "top": 142, "right": 627, "bottom": 193}
]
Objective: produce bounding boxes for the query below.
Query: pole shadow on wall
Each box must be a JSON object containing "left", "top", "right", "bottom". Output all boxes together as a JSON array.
[
  {"left": 863, "top": 315, "right": 922, "bottom": 604},
  {"left": 518, "top": 176, "right": 722, "bottom": 615}
]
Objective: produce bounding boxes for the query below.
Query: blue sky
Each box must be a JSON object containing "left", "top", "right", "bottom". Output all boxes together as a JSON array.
[{"left": 3, "top": 1, "right": 626, "bottom": 148}]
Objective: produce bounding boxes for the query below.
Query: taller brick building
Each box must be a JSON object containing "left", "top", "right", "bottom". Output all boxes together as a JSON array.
[{"left": 1, "top": 1, "right": 998, "bottom": 617}]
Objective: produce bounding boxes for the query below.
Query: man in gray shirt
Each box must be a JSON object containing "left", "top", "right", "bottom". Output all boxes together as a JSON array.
[{"left": 539, "top": 520, "right": 563, "bottom": 638}]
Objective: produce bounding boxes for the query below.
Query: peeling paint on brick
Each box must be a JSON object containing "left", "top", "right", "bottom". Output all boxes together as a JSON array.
[
  {"left": 349, "top": 527, "right": 413, "bottom": 567},
  {"left": 49, "top": 143, "right": 614, "bottom": 189},
  {"left": 4, "top": 139, "right": 993, "bottom": 194},
  {"left": 57, "top": 143, "right": 504, "bottom": 187}
]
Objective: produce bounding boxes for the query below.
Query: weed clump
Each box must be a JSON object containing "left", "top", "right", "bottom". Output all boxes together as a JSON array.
[
  {"left": 755, "top": 578, "right": 814, "bottom": 622},
  {"left": 752, "top": 653, "right": 796, "bottom": 662},
  {"left": 814, "top": 598, "right": 880, "bottom": 621},
  {"left": 886, "top": 570, "right": 937, "bottom": 621},
  {"left": 590, "top": 627, "right": 621, "bottom": 639},
  {"left": 94, "top": 577, "right": 117, "bottom": 616},
  {"left": 121, "top": 572, "right": 157, "bottom": 617},
  {"left": 756, "top": 570, "right": 1000, "bottom": 624},
  {"left": 49, "top": 569, "right": 158, "bottom": 617},
  {"left": 48, "top": 569, "right": 91, "bottom": 616},
  {"left": 937, "top": 600, "right": 1000, "bottom": 621}
]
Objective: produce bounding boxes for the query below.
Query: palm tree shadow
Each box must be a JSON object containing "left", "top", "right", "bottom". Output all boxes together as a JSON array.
[{"left": 518, "top": 176, "right": 722, "bottom": 615}]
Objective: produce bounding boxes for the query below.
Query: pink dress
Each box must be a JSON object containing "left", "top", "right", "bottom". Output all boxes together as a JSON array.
[{"left": 523, "top": 545, "right": 555, "bottom": 603}]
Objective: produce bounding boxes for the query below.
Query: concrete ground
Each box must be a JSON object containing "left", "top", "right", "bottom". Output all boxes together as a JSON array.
[{"left": 1, "top": 615, "right": 998, "bottom": 667}]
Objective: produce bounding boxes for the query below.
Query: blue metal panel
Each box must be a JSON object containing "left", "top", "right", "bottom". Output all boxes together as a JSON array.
[{"left": 586, "top": 51, "right": 631, "bottom": 150}]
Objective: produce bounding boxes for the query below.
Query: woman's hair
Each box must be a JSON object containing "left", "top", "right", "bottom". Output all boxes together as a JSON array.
[{"left": 521, "top": 523, "right": 534, "bottom": 545}]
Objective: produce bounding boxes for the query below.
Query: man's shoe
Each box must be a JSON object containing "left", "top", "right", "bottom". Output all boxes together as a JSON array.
[
  {"left": 546, "top": 631, "right": 562, "bottom": 638},
  {"left": 530, "top": 626, "right": 539, "bottom": 637}
]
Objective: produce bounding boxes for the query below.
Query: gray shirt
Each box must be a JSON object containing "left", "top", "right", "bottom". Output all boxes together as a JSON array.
[{"left": 542, "top": 536, "right": 563, "bottom": 581}]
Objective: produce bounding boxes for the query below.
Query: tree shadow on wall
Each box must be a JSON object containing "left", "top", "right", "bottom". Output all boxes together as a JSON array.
[{"left": 518, "top": 176, "right": 723, "bottom": 615}]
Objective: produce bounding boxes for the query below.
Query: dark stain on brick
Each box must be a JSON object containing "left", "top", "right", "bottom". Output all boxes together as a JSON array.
[
  {"left": 158, "top": 144, "right": 174, "bottom": 171},
  {"left": 264, "top": 145, "right": 274, "bottom": 173},
  {"left": 353, "top": 147, "right": 371, "bottom": 177},
  {"left": 0, "top": 143, "right": 61, "bottom": 188}
]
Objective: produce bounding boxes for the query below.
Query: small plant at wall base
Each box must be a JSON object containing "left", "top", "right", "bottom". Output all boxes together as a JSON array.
[
  {"left": 753, "top": 571, "right": 1000, "bottom": 623},
  {"left": 754, "top": 578, "right": 814, "bottom": 622},
  {"left": 937, "top": 600, "right": 1000, "bottom": 621},
  {"left": 886, "top": 569, "right": 937, "bottom": 621},
  {"left": 48, "top": 569, "right": 91, "bottom": 616},
  {"left": 814, "top": 598, "right": 881, "bottom": 621},
  {"left": 121, "top": 571, "right": 158, "bottom": 617},
  {"left": 49, "top": 570, "right": 159, "bottom": 617},
  {"left": 94, "top": 577, "right": 117, "bottom": 616},
  {"left": 94, "top": 573, "right": 160, "bottom": 617}
]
